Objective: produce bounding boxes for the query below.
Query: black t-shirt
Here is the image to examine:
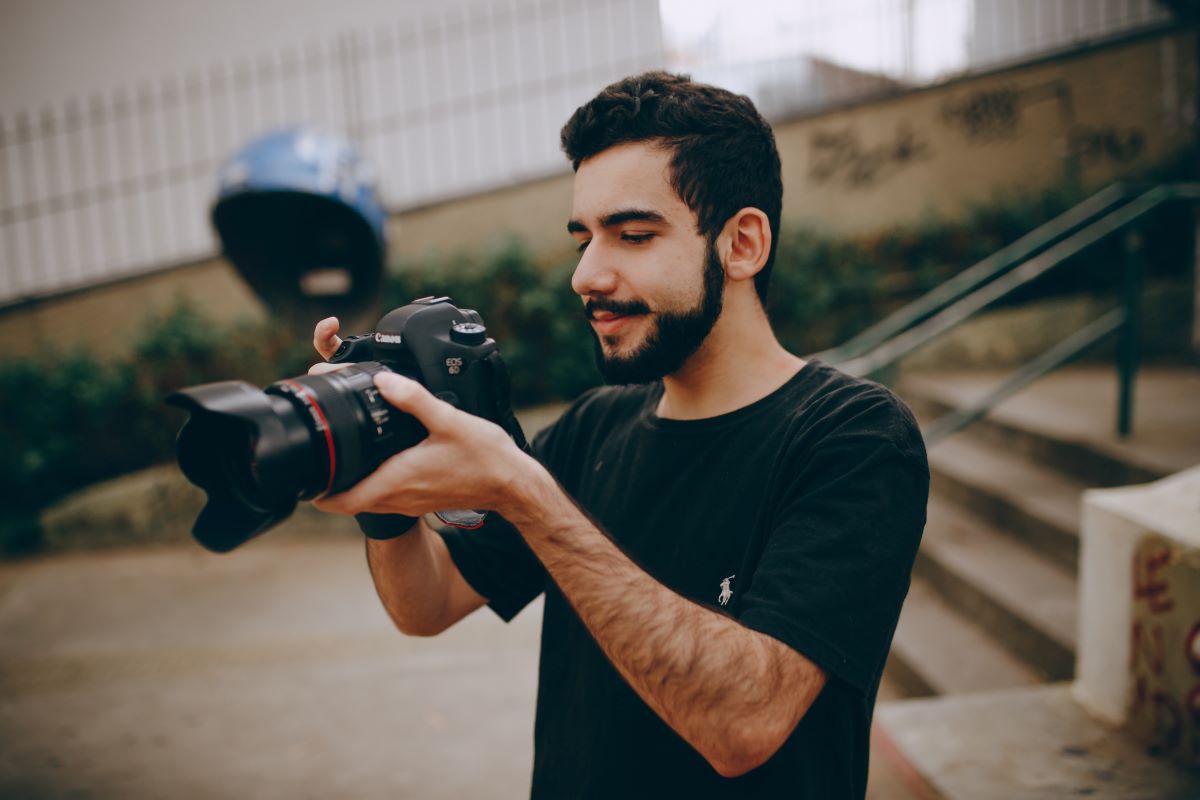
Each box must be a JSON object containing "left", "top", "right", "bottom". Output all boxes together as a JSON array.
[{"left": 441, "top": 359, "right": 928, "bottom": 799}]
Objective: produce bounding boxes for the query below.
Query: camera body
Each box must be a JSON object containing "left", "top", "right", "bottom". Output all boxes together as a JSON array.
[
  {"left": 328, "top": 295, "right": 502, "bottom": 422},
  {"left": 167, "top": 297, "right": 527, "bottom": 553}
]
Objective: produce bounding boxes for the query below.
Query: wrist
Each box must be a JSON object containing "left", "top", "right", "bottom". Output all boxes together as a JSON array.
[
  {"left": 495, "top": 452, "right": 556, "bottom": 527},
  {"left": 355, "top": 511, "right": 419, "bottom": 539}
]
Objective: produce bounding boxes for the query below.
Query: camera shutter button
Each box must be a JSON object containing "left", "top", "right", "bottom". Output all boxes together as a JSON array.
[{"left": 450, "top": 322, "right": 486, "bottom": 345}]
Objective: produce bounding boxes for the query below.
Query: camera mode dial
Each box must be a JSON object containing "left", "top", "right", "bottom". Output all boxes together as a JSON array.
[{"left": 450, "top": 322, "right": 486, "bottom": 345}]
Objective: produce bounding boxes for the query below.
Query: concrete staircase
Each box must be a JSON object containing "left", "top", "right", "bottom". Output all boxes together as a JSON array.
[
  {"left": 869, "top": 364, "right": 1200, "bottom": 799},
  {"left": 883, "top": 364, "right": 1200, "bottom": 700}
]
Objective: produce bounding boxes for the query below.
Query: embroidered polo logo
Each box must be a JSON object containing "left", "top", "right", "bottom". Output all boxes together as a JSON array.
[{"left": 718, "top": 575, "right": 735, "bottom": 606}]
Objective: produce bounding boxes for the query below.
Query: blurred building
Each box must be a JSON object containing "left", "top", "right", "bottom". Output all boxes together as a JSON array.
[{"left": 0, "top": 0, "right": 1191, "bottom": 355}]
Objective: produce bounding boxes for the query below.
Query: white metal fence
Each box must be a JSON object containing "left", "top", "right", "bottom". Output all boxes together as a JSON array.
[
  {"left": 968, "top": 0, "right": 1172, "bottom": 69},
  {"left": 0, "top": 0, "right": 663, "bottom": 306},
  {"left": 0, "top": 0, "right": 1178, "bottom": 307}
]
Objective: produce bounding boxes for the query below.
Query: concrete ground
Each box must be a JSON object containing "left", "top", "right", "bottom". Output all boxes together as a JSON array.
[
  {"left": 0, "top": 535, "right": 539, "bottom": 800},
  {"left": 0, "top": 533, "right": 923, "bottom": 799},
  {"left": 877, "top": 685, "right": 1200, "bottom": 799}
]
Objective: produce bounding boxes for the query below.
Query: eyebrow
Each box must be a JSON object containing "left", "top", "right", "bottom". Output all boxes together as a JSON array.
[{"left": 567, "top": 208, "right": 668, "bottom": 234}]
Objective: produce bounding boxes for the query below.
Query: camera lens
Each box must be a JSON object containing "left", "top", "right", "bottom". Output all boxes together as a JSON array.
[
  {"left": 167, "top": 362, "right": 426, "bottom": 551},
  {"left": 217, "top": 421, "right": 265, "bottom": 509}
]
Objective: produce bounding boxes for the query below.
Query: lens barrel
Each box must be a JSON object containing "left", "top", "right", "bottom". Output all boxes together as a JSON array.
[{"left": 167, "top": 362, "right": 425, "bottom": 552}]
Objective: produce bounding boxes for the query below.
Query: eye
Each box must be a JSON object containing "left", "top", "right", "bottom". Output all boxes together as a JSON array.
[
  {"left": 622, "top": 233, "right": 655, "bottom": 245},
  {"left": 576, "top": 239, "right": 591, "bottom": 253}
]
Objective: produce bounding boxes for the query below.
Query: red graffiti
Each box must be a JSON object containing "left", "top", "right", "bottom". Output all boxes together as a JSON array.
[
  {"left": 1128, "top": 540, "right": 1199, "bottom": 762},
  {"left": 1133, "top": 546, "right": 1174, "bottom": 614}
]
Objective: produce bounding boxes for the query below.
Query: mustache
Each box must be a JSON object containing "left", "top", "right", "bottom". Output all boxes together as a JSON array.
[{"left": 584, "top": 297, "right": 651, "bottom": 319}]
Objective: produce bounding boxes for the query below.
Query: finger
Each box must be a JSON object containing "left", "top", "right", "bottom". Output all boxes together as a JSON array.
[
  {"left": 307, "top": 362, "right": 352, "bottom": 376},
  {"left": 374, "top": 372, "right": 459, "bottom": 433},
  {"left": 313, "top": 317, "right": 342, "bottom": 360},
  {"left": 314, "top": 454, "right": 414, "bottom": 515}
]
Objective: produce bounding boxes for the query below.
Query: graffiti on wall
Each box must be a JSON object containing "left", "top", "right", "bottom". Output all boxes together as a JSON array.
[
  {"left": 802, "top": 72, "right": 1154, "bottom": 195},
  {"left": 941, "top": 87, "right": 1023, "bottom": 140},
  {"left": 941, "top": 80, "right": 1073, "bottom": 142},
  {"left": 943, "top": 79, "right": 1146, "bottom": 169},
  {"left": 1129, "top": 535, "right": 1200, "bottom": 765},
  {"left": 807, "top": 122, "right": 932, "bottom": 188},
  {"left": 1069, "top": 125, "right": 1146, "bottom": 166}
]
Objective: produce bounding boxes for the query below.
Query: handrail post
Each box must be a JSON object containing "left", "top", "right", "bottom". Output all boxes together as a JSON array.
[{"left": 1117, "top": 228, "right": 1143, "bottom": 438}]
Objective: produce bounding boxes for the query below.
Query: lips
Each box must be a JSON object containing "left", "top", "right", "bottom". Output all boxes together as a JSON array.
[{"left": 591, "top": 310, "right": 643, "bottom": 335}]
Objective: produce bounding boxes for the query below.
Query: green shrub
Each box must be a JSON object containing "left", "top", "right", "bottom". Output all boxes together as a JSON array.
[{"left": 0, "top": 300, "right": 317, "bottom": 552}]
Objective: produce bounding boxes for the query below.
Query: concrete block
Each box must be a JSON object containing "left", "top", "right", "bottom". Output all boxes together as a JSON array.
[{"left": 1074, "top": 465, "right": 1200, "bottom": 766}]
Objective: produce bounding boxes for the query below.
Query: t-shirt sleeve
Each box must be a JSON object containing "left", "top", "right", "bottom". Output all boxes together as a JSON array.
[
  {"left": 735, "top": 393, "right": 929, "bottom": 695},
  {"left": 439, "top": 511, "right": 544, "bottom": 622}
]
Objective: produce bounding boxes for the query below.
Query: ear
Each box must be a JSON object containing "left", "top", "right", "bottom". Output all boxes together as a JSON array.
[{"left": 719, "top": 208, "right": 771, "bottom": 284}]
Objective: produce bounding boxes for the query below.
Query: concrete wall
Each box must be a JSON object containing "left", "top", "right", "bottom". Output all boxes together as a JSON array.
[
  {"left": 0, "top": 258, "right": 265, "bottom": 360},
  {"left": 386, "top": 171, "right": 575, "bottom": 264},
  {"left": 777, "top": 28, "right": 1195, "bottom": 236},
  {"left": 3, "top": 27, "right": 1194, "bottom": 360}
]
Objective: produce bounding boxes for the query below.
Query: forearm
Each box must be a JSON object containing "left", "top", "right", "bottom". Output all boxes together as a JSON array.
[
  {"left": 364, "top": 518, "right": 462, "bottom": 636},
  {"left": 502, "top": 463, "right": 823, "bottom": 776}
]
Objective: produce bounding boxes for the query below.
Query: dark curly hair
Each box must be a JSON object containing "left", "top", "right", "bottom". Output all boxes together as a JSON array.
[{"left": 560, "top": 71, "right": 783, "bottom": 303}]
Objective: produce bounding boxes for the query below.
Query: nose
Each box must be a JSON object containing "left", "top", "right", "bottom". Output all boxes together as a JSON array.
[{"left": 571, "top": 240, "right": 618, "bottom": 298}]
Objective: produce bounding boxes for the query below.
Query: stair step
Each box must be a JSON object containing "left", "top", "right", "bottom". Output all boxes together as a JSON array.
[
  {"left": 876, "top": 685, "right": 1200, "bottom": 800},
  {"left": 923, "top": 433, "right": 1083, "bottom": 572},
  {"left": 917, "top": 495, "right": 1077, "bottom": 681},
  {"left": 896, "top": 369, "right": 1193, "bottom": 488},
  {"left": 900, "top": 386, "right": 1161, "bottom": 489},
  {"left": 887, "top": 577, "right": 1043, "bottom": 698}
]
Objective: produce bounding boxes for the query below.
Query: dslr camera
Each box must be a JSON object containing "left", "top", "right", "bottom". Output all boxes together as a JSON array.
[{"left": 167, "top": 297, "right": 527, "bottom": 552}]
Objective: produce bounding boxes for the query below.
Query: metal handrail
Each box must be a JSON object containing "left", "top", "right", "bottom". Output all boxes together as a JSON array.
[
  {"left": 825, "top": 182, "right": 1200, "bottom": 441},
  {"left": 920, "top": 308, "right": 1125, "bottom": 445},
  {"left": 814, "top": 182, "right": 1140, "bottom": 364}
]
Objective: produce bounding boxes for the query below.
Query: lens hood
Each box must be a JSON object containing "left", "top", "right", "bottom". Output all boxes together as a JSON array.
[{"left": 167, "top": 381, "right": 308, "bottom": 552}]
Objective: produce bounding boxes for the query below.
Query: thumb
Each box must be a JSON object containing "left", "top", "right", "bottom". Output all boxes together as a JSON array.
[
  {"left": 375, "top": 372, "right": 458, "bottom": 433},
  {"left": 314, "top": 316, "right": 342, "bottom": 360}
]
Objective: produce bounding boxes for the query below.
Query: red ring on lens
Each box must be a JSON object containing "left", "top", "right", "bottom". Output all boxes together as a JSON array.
[{"left": 279, "top": 380, "right": 337, "bottom": 495}]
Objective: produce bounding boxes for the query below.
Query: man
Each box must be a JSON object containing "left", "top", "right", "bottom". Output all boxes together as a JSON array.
[{"left": 311, "top": 72, "right": 928, "bottom": 798}]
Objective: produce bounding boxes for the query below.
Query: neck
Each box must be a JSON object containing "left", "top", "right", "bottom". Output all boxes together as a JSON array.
[{"left": 655, "top": 292, "right": 805, "bottom": 421}]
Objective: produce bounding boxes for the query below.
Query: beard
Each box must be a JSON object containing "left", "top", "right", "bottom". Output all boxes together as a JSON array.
[{"left": 588, "top": 241, "right": 725, "bottom": 385}]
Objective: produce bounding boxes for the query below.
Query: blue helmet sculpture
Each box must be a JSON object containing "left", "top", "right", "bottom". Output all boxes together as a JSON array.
[{"left": 211, "top": 127, "right": 387, "bottom": 321}]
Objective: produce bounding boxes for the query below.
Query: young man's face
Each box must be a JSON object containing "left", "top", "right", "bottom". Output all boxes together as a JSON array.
[{"left": 568, "top": 141, "right": 724, "bottom": 384}]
